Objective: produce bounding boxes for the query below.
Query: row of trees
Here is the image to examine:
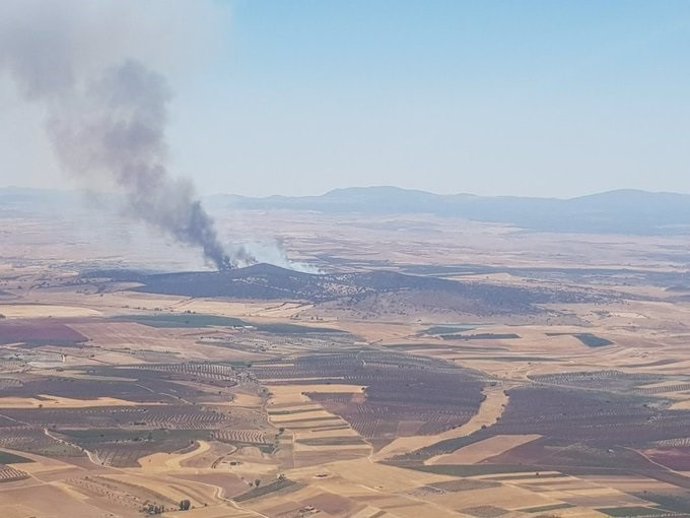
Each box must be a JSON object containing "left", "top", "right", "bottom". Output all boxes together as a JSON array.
[{"left": 143, "top": 500, "right": 191, "bottom": 515}]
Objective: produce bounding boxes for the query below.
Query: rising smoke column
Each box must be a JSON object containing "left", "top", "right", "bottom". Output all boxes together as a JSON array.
[
  {"left": 0, "top": 1, "right": 255, "bottom": 270},
  {"left": 45, "top": 60, "right": 254, "bottom": 269}
]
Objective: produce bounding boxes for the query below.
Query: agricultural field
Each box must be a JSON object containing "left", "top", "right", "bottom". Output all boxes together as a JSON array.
[
  {"left": 0, "top": 319, "right": 88, "bottom": 347},
  {"left": 3, "top": 207, "right": 690, "bottom": 516}
]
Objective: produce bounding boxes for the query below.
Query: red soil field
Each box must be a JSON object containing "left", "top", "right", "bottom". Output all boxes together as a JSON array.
[
  {"left": 646, "top": 448, "right": 690, "bottom": 471},
  {"left": 0, "top": 320, "right": 88, "bottom": 346}
]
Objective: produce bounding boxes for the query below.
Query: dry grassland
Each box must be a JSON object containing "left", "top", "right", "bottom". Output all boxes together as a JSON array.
[
  {"left": 427, "top": 434, "right": 542, "bottom": 465},
  {"left": 138, "top": 440, "right": 213, "bottom": 471},
  {"left": 0, "top": 304, "right": 102, "bottom": 318},
  {"left": 0, "top": 394, "right": 151, "bottom": 409}
]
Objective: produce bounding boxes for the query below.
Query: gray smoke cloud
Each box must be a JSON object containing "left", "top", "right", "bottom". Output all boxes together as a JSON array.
[
  {"left": 0, "top": 1, "right": 255, "bottom": 270},
  {"left": 45, "top": 59, "right": 255, "bottom": 269}
]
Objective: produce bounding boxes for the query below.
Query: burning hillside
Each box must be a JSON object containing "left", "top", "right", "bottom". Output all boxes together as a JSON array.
[{"left": 82, "top": 263, "right": 610, "bottom": 316}]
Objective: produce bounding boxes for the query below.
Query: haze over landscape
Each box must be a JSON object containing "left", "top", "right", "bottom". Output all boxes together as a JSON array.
[
  {"left": 2, "top": 2, "right": 690, "bottom": 518},
  {"left": 3, "top": 1, "right": 690, "bottom": 198}
]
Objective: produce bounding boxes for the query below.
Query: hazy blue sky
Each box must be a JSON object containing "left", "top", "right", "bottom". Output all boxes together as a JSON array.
[{"left": 2, "top": 0, "right": 690, "bottom": 197}]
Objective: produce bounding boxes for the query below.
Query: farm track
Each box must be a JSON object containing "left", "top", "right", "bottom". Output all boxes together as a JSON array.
[
  {"left": 42, "top": 427, "right": 102, "bottom": 466},
  {"left": 626, "top": 447, "right": 690, "bottom": 488},
  {"left": 215, "top": 485, "right": 271, "bottom": 518}
]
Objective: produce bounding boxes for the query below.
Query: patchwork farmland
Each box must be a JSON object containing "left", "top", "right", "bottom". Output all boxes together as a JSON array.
[{"left": 4, "top": 203, "right": 690, "bottom": 516}]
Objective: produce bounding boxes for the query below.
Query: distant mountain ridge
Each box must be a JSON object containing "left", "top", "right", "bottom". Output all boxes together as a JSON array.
[
  {"left": 208, "top": 186, "right": 690, "bottom": 235},
  {"left": 3, "top": 186, "right": 690, "bottom": 235}
]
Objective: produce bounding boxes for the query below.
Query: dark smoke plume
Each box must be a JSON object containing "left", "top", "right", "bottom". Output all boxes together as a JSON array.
[
  {"left": 0, "top": 2, "right": 255, "bottom": 270},
  {"left": 45, "top": 60, "right": 254, "bottom": 269}
]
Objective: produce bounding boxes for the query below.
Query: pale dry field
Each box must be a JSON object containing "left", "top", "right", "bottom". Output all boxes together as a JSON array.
[
  {"left": 0, "top": 304, "right": 102, "bottom": 319},
  {"left": 0, "top": 394, "right": 151, "bottom": 409},
  {"left": 427, "top": 434, "right": 542, "bottom": 465}
]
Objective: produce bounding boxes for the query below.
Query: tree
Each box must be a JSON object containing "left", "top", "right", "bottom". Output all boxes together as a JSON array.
[
  {"left": 254, "top": 479, "right": 261, "bottom": 488},
  {"left": 179, "top": 499, "right": 191, "bottom": 511}
]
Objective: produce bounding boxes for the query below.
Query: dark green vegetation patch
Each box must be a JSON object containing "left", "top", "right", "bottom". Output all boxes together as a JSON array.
[
  {"left": 112, "top": 313, "right": 249, "bottom": 328},
  {"left": 112, "top": 313, "right": 344, "bottom": 335},
  {"left": 597, "top": 506, "right": 667, "bottom": 517},
  {"left": 547, "top": 332, "right": 613, "bottom": 347},
  {"left": 573, "top": 333, "right": 614, "bottom": 347},
  {"left": 422, "top": 325, "right": 478, "bottom": 335},
  {"left": 633, "top": 492, "right": 690, "bottom": 514},
  {"left": 0, "top": 451, "right": 33, "bottom": 464},
  {"left": 519, "top": 503, "right": 575, "bottom": 513}
]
